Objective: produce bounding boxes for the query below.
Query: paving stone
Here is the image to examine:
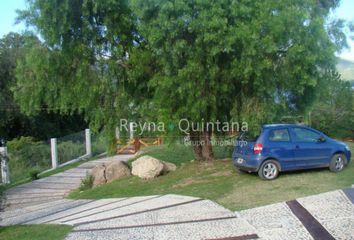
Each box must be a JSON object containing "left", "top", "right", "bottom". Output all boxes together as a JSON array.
[
  {"left": 75, "top": 199, "right": 235, "bottom": 230},
  {"left": 238, "top": 202, "right": 313, "bottom": 240},
  {"left": 297, "top": 190, "right": 354, "bottom": 240},
  {"left": 0, "top": 199, "right": 91, "bottom": 225},
  {"left": 66, "top": 218, "right": 256, "bottom": 240},
  {"left": 0, "top": 199, "right": 69, "bottom": 219},
  {"left": 32, "top": 199, "right": 127, "bottom": 224},
  {"left": 57, "top": 195, "right": 167, "bottom": 225}
]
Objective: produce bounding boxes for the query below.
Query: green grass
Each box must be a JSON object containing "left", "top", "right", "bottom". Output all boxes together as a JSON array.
[
  {"left": 70, "top": 142, "right": 354, "bottom": 211},
  {"left": 0, "top": 224, "right": 72, "bottom": 240},
  {"left": 127, "top": 142, "right": 233, "bottom": 166}
]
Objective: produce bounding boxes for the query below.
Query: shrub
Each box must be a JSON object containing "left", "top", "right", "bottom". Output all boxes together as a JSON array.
[
  {"left": 79, "top": 174, "right": 94, "bottom": 191},
  {"left": 7, "top": 137, "right": 51, "bottom": 183},
  {"left": 29, "top": 167, "right": 41, "bottom": 180},
  {"left": 57, "top": 141, "right": 86, "bottom": 164}
]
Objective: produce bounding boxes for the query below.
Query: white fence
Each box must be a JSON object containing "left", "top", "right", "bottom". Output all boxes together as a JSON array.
[{"left": 1, "top": 129, "right": 97, "bottom": 184}]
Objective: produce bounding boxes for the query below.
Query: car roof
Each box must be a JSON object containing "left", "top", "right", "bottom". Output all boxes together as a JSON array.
[{"left": 262, "top": 123, "right": 307, "bottom": 129}]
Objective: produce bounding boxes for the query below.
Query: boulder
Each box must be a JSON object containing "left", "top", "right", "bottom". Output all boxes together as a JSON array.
[
  {"left": 105, "top": 161, "right": 131, "bottom": 183},
  {"left": 162, "top": 161, "right": 177, "bottom": 173},
  {"left": 91, "top": 164, "right": 106, "bottom": 186},
  {"left": 132, "top": 156, "right": 164, "bottom": 179}
]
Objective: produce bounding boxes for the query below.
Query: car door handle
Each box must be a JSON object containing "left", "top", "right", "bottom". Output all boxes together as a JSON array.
[{"left": 296, "top": 145, "right": 300, "bottom": 149}]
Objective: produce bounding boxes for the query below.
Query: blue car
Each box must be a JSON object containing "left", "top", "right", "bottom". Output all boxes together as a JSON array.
[{"left": 232, "top": 124, "right": 351, "bottom": 180}]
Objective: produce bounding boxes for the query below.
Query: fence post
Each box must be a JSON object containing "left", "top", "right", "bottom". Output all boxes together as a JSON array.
[
  {"left": 51, "top": 138, "right": 58, "bottom": 169},
  {"left": 0, "top": 146, "right": 10, "bottom": 184},
  {"left": 129, "top": 122, "right": 134, "bottom": 140},
  {"left": 85, "top": 129, "right": 92, "bottom": 157}
]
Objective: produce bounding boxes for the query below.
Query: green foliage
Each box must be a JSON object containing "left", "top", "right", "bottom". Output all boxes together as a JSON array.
[
  {"left": 7, "top": 137, "right": 51, "bottom": 183},
  {"left": 15, "top": 0, "right": 137, "bottom": 144},
  {"left": 311, "top": 74, "right": 354, "bottom": 137},
  {"left": 29, "top": 167, "right": 41, "bottom": 180},
  {"left": 131, "top": 0, "right": 345, "bottom": 124},
  {"left": 7, "top": 136, "right": 36, "bottom": 151},
  {"left": 0, "top": 32, "right": 87, "bottom": 141},
  {"left": 79, "top": 173, "right": 94, "bottom": 191},
  {"left": 13, "top": 0, "right": 350, "bottom": 156},
  {"left": 57, "top": 141, "right": 86, "bottom": 164}
]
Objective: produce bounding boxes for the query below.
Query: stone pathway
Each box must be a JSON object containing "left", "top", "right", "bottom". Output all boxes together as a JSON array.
[
  {"left": 1, "top": 155, "right": 353, "bottom": 239},
  {"left": 0, "top": 155, "right": 133, "bottom": 211},
  {"left": 237, "top": 189, "right": 354, "bottom": 240}
]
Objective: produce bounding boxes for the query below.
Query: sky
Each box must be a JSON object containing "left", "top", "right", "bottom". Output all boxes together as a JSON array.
[{"left": 0, "top": 0, "right": 353, "bottom": 61}]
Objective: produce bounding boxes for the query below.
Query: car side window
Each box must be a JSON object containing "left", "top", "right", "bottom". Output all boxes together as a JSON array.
[
  {"left": 292, "top": 128, "right": 320, "bottom": 142},
  {"left": 268, "top": 129, "right": 290, "bottom": 142}
]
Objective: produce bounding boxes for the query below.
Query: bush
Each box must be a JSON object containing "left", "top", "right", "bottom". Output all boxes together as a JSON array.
[
  {"left": 79, "top": 174, "right": 94, "bottom": 191},
  {"left": 29, "top": 167, "right": 41, "bottom": 180},
  {"left": 7, "top": 137, "right": 51, "bottom": 183},
  {"left": 57, "top": 141, "right": 85, "bottom": 164}
]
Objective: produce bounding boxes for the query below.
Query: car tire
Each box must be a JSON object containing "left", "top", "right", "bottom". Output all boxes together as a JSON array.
[
  {"left": 258, "top": 160, "right": 280, "bottom": 180},
  {"left": 329, "top": 154, "right": 347, "bottom": 172}
]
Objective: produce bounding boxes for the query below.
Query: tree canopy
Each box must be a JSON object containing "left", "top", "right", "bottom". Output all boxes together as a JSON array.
[
  {"left": 13, "top": 0, "right": 350, "bottom": 158},
  {"left": 0, "top": 32, "right": 86, "bottom": 140}
]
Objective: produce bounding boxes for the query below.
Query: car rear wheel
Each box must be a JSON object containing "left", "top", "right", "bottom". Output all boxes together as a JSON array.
[
  {"left": 329, "top": 154, "right": 346, "bottom": 172},
  {"left": 258, "top": 160, "right": 280, "bottom": 180}
]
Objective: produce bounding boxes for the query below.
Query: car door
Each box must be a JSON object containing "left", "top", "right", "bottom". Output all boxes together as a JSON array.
[
  {"left": 290, "top": 127, "right": 331, "bottom": 168},
  {"left": 266, "top": 128, "right": 296, "bottom": 170}
]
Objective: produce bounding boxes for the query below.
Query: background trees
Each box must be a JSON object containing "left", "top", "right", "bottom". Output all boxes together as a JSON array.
[
  {"left": 0, "top": 32, "right": 86, "bottom": 140},
  {"left": 12, "top": 0, "right": 351, "bottom": 159}
]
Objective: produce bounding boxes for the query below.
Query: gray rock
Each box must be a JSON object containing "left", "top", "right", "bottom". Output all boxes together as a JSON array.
[
  {"left": 162, "top": 161, "right": 177, "bottom": 173},
  {"left": 91, "top": 164, "right": 106, "bottom": 186},
  {"left": 105, "top": 161, "right": 131, "bottom": 183}
]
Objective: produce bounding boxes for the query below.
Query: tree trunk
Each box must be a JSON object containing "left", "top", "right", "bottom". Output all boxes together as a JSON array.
[
  {"left": 190, "top": 130, "right": 203, "bottom": 161},
  {"left": 190, "top": 130, "right": 214, "bottom": 161},
  {"left": 201, "top": 130, "right": 214, "bottom": 161}
]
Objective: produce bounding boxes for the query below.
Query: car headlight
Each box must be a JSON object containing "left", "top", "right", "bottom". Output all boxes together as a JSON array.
[{"left": 345, "top": 145, "right": 350, "bottom": 151}]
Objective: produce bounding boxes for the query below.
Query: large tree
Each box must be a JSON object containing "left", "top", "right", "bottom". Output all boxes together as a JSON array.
[
  {"left": 130, "top": 0, "right": 347, "bottom": 160},
  {"left": 14, "top": 0, "right": 349, "bottom": 159},
  {"left": 14, "top": 0, "right": 138, "bottom": 150}
]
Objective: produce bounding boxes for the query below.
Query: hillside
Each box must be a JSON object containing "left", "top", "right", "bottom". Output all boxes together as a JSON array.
[{"left": 337, "top": 58, "right": 354, "bottom": 81}]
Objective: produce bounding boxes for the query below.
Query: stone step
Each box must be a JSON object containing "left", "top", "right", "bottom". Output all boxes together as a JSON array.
[
  {"left": 60, "top": 195, "right": 198, "bottom": 226},
  {"left": 296, "top": 190, "right": 354, "bottom": 240},
  {"left": 4, "top": 192, "right": 65, "bottom": 200},
  {"left": 237, "top": 202, "right": 313, "bottom": 240},
  {"left": 3, "top": 196, "right": 63, "bottom": 205},
  {"left": 33, "top": 196, "right": 159, "bottom": 224},
  {"left": 74, "top": 199, "right": 236, "bottom": 231},
  {"left": 0, "top": 199, "right": 69, "bottom": 219},
  {"left": 0, "top": 199, "right": 91, "bottom": 226},
  {"left": 66, "top": 217, "right": 257, "bottom": 240},
  {"left": 32, "top": 198, "right": 127, "bottom": 224}
]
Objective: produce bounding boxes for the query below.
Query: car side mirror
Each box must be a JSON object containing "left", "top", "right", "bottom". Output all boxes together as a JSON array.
[{"left": 317, "top": 136, "right": 326, "bottom": 143}]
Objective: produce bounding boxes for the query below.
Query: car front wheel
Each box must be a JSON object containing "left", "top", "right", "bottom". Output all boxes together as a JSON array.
[
  {"left": 329, "top": 154, "right": 346, "bottom": 172},
  {"left": 258, "top": 160, "right": 280, "bottom": 180}
]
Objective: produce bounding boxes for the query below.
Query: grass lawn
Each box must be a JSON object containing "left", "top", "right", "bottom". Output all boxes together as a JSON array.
[
  {"left": 70, "top": 142, "right": 354, "bottom": 211},
  {"left": 0, "top": 224, "right": 72, "bottom": 240}
]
